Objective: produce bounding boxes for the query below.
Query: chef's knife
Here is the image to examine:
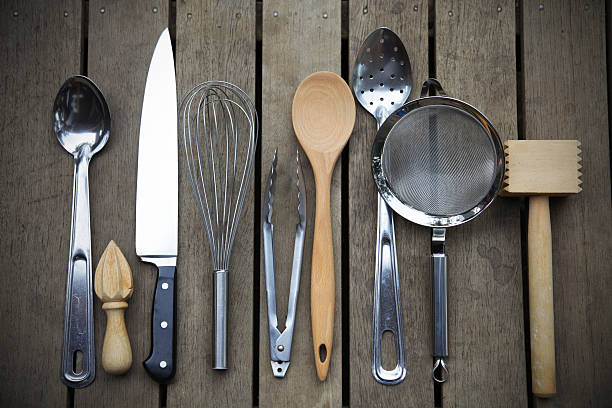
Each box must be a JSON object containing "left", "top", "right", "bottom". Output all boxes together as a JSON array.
[{"left": 136, "top": 27, "right": 178, "bottom": 384}]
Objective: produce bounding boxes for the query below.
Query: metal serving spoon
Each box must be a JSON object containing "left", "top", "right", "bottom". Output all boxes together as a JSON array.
[
  {"left": 53, "top": 75, "right": 110, "bottom": 388},
  {"left": 352, "top": 27, "right": 412, "bottom": 385}
]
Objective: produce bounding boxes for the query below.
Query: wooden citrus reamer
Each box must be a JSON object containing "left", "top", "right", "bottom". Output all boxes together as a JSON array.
[
  {"left": 94, "top": 240, "right": 134, "bottom": 375},
  {"left": 502, "top": 140, "right": 582, "bottom": 397}
]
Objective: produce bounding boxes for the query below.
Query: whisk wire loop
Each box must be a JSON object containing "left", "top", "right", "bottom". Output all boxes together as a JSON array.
[{"left": 180, "top": 81, "right": 258, "bottom": 271}]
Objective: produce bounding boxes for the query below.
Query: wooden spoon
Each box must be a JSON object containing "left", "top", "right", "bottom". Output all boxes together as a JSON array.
[{"left": 292, "top": 71, "right": 355, "bottom": 380}]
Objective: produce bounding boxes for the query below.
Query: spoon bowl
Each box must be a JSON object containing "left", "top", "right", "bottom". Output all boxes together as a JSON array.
[
  {"left": 352, "top": 27, "right": 412, "bottom": 125},
  {"left": 292, "top": 71, "right": 355, "bottom": 381},
  {"left": 54, "top": 75, "right": 110, "bottom": 156},
  {"left": 293, "top": 72, "right": 355, "bottom": 163},
  {"left": 54, "top": 75, "right": 110, "bottom": 388}
]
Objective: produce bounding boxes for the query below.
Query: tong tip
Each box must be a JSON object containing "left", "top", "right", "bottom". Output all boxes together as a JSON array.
[
  {"left": 296, "top": 149, "right": 306, "bottom": 224},
  {"left": 263, "top": 149, "right": 278, "bottom": 224}
]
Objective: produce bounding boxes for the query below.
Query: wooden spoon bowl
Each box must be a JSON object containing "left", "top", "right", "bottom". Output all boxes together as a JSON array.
[{"left": 292, "top": 71, "right": 355, "bottom": 381}]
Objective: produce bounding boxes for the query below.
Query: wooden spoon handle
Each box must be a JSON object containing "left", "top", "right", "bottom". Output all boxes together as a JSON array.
[
  {"left": 311, "top": 174, "right": 335, "bottom": 381},
  {"left": 528, "top": 195, "right": 556, "bottom": 397}
]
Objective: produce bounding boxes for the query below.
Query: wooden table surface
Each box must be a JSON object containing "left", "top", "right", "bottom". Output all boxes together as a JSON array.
[{"left": 1, "top": 0, "right": 610, "bottom": 407}]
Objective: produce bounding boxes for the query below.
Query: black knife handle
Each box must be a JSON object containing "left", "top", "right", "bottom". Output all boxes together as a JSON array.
[{"left": 144, "top": 265, "right": 176, "bottom": 383}]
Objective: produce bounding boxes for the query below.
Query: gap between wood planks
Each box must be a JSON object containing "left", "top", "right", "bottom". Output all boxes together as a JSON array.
[
  {"left": 427, "top": 0, "right": 441, "bottom": 405},
  {"left": 514, "top": 2, "right": 533, "bottom": 408},
  {"left": 607, "top": 0, "right": 612, "bottom": 209}
]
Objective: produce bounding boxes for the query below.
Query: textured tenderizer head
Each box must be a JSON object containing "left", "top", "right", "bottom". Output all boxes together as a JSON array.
[{"left": 502, "top": 140, "right": 582, "bottom": 196}]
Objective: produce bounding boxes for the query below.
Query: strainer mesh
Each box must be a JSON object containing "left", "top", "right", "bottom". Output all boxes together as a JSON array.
[{"left": 382, "top": 105, "right": 497, "bottom": 216}]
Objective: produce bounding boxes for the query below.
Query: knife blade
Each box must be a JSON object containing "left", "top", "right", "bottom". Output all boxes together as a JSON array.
[{"left": 135, "top": 27, "right": 178, "bottom": 384}]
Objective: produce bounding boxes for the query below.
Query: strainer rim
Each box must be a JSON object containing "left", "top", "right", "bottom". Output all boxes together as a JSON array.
[{"left": 371, "top": 95, "right": 505, "bottom": 228}]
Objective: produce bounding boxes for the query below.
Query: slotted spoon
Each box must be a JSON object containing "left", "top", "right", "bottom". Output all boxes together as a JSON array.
[{"left": 352, "top": 27, "right": 412, "bottom": 385}]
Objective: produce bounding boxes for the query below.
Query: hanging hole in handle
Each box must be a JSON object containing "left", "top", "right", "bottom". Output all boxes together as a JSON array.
[
  {"left": 433, "top": 358, "right": 449, "bottom": 383},
  {"left": 381, "top": 330, "right": 398, "bottom": 371},
  {"left": 73, "top": 350, "right": 83, "bottom": 375},
  {"left": 318, "top": 344, "right": 327, "bottom": 363}
]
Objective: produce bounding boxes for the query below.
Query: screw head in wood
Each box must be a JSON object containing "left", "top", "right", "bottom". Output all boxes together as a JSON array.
[
  {"left": 100, "top": 7, "right": 105, "bottom": 14},
  {"left": 322, "top": 12, "right": 328, "bottom": 19},
  {"left": 273, "top": 11, "right": 278, "bottom": 17},
  {"left": 152, "top": 7, "right": 158, "bottom": 13}
]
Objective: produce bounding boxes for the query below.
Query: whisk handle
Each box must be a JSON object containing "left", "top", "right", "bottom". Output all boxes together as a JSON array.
[
  {"left": 311, "top": 175, "right": 335, "bottom": 381},
  {"left": 213, "top": 270, "right": 228, "bottom": 370}
]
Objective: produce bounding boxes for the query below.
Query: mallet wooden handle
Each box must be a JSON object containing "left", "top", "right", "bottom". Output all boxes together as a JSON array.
[
  {"left": 101, "top": 301, "right": 132, "bottom": 375},
  {"left": 311, "top": 173, "right": 334, "bottom": 381},
  {"left": 528, "top": 196, "right": 556, "bottom": 397}
]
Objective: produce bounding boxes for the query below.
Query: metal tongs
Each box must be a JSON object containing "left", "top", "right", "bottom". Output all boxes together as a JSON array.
[{"left": 263, "top": 149, "right": 306, "bottom": 378}]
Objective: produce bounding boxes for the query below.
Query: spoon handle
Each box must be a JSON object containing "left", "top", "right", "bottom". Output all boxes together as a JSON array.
[
  {"left": 372, "top": 194, "right": 406, "bottom": 384},
  {"left": 61, "top": 148, "right": 95, "bottom": 388},
  {"left": 311, "top": 173, "right": 335, "bottom": 381}
]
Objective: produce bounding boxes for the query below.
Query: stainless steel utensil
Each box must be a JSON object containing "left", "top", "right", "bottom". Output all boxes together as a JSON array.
[
  {"left": 352, "top": 27, "right": 412, "bottom": 385},
  {"left": 180, "top": 81, "right": 258, "bottom": 370},
  {"left": 371, "top": 79, "right": 505, "bottom": 383},
  {"left": 263, "top": 149, "right": 306, "bottom": 378},
  {"left": 136, "top": 28, "right": 178, "bottom": 384},
  {"left": 54, "top": 75, "right": 110, "bottom": 388}
]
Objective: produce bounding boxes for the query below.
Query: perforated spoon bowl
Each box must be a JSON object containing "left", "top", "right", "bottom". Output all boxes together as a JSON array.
[{"left": 352, "top": 27, "right": 412, "bottom": 385}]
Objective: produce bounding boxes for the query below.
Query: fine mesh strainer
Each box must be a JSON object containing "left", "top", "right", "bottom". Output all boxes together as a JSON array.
[{"left": 371, "top": 79, "right": 504, "bottom": 383}]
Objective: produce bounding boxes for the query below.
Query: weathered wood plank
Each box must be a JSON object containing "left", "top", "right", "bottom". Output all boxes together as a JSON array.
[
  {"left": 0, "top": 1, "right": 81, "bottom": 406},
  {"left": 75, "top": 1, "right": 166, "bottom": 406},
  {"left": 169, "top": 1, "right": 256, "bottom": 406},
  {"left": 258, "top": 1, "right": 342, "bottom": 406},
  {"left": 348, "top": 1, "right": 431, "bottom": 406},
  {"left": 522, "top": 1, "right": 612, "bottom": 406},
  {"left": 435, "top": 1, "right": 527, "bottom": 406}
]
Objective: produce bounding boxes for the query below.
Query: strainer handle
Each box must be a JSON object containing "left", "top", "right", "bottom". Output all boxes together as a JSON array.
[
  {"left": 420, "top": 78, "right": 447, "bottom": 98},
  {"left": 372, "top": 194, "right": 406, "bottom": 385},
  {"left": 432, "top": 228, "right": 449, "bottom": 383}
]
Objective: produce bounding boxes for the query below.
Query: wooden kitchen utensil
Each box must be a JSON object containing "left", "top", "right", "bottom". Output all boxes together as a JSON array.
[
  {"left": 502, "top": 140, "right": 582, "bottom": 397},
  {"left": 94, "top": 240, "right": 134, "bottom": 375},
  {"left": 292, "top": 71, "right": 355, "bottom": 381}
]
